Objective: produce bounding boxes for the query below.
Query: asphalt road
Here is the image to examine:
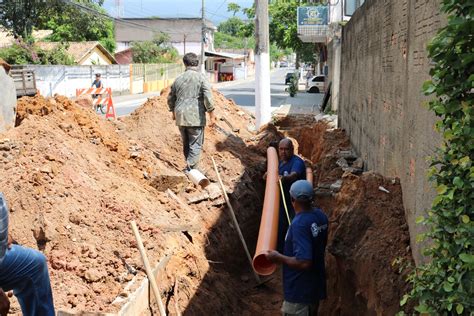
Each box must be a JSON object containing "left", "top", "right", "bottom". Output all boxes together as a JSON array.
[
  {"left": 216, "top": 68, "right": 293, "bottom": 114},
  {"left": 113, "top": 68, "right": 294, "bottom": 116},
  {"left": 113, "top": 92, "right": 161, "bottom": 117}
]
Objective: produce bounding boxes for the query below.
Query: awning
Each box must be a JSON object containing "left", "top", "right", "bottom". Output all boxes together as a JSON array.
[{"left": 205, "top": 51, "right": 245, "bottom": 59}]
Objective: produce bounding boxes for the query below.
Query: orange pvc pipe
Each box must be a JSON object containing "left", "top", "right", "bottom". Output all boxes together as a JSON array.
[
  {"left": 253, "top": 147, "right": 280, "bottom": 275},
  {"left": 306, "top": 166, "right": 314, "bottom": 187}
]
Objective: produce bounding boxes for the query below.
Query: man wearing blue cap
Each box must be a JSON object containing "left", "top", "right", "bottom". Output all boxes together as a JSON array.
[
  {"left": 0, "top": 193, "right": 55, "bottom": 316},
  {"left": 266, "top": 180, "right": 328, "bottom": 316}
]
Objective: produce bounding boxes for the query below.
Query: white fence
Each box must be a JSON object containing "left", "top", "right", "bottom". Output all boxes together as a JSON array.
[{"left": 13, "top": 65, "right": 130, "bottom": 98}]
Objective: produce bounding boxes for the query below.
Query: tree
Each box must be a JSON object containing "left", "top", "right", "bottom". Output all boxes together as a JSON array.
[
  {"left": 214, "top": 32, "right": 255, "bottom": 50},
  {"left": 217, "top": 17, "right": 245, "bottom": 37},
  {"left": 268, "top": 0, "right": 321, "bottom": 67},
  {"left": 0, "top": 0, "right": 47, "bottom": 40},
  {"left": 0, "top": 40, "right": 74, "bottom": 65},
  {"left": 37, "top": 0, "right": 116, "bottom": 52},
  {"left": 131, "top": 33, "right": 179, "bottom": 64},
  {"left": 0, "top": 0, "right": 116, "bottom": 52},
  {"left": 227, "top": 2, "right": 241, "bottom": 16}
]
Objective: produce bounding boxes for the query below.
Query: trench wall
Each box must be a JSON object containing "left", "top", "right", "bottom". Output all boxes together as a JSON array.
[{"left": 338, "top": 0, "right": 444, "bottom": 264}]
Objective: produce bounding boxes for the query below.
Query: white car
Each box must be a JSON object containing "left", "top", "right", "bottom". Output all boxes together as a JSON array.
[{"left": 306, "top": 75, "right": 326, "bottom": 93}]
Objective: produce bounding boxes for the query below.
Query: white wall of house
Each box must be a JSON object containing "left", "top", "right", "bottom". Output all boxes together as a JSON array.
[
  {"left": 171, "top": 42, "right": 202, "bottom": 56},
  {"left": 80, "top": 50, "right": 113, "bottom": 65},
  {"left": 116, "top": 42, "right": 131, "bottom": 52}
]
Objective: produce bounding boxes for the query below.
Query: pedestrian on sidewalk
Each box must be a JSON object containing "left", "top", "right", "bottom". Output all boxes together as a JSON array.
[
  {"left": 265, "top": 180, "right": 328, "bottom": 316},
  {"left": 0, "top": 193, "right": 56, "bottom": 316},
  {"left": 168, "top": 52, "right": 216, "bottom": 171}
]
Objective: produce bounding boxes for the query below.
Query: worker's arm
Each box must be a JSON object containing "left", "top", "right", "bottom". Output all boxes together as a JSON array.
[
  {"left": 265, "top": 250, "right": 312, "bottom": 270},
  {"left": 281, "top": 157, "right": 306, "bottom": 183},
  {"left": 266, "top": 222, "right": 313, "bottom": 270},
  {"left": 201, "top": 75, "right": 215, "bottom": 126},
  {"left": 280, "top": 171, "right": 299, "bottom": 183},
  {"left": 0, "top": 289, "right": 10, "bottom": 316},
  {"left": 167, "top": 84, "right": 177, "bottom": 115}
]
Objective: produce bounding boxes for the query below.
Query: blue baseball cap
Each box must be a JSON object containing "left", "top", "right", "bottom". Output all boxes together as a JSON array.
[{"left": 289, "top": 180, "right": 314, "bottom": 201}]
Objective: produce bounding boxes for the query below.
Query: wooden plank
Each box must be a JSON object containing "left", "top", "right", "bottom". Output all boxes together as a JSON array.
[{"left": 117, "top": 253, "right": 172, "bottom": 316}]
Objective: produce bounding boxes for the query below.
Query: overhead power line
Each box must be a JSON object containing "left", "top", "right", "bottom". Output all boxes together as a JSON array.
[{"left": 62, "top": 0, "right": 205, "bottom": 36}]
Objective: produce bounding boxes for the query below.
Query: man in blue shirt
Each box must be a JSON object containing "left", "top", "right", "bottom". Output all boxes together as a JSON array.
[
  {"left": 0, "top": 193, "right": 55, "bottom": 316},
  {"left": 277, "top": 138, "right": 307, "bottom": 251},
  {"left": 266, "top": 180, "right": 328, "bottom": 316}
]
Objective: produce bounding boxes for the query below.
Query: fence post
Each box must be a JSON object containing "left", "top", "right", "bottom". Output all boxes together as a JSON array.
[{"left": 129, "top": 64, "right": 133, "bottom": 94}]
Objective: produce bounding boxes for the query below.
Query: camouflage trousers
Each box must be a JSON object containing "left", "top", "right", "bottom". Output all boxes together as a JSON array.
[{"left": 179, "top": 126, "right": 204, "bottom": 170}]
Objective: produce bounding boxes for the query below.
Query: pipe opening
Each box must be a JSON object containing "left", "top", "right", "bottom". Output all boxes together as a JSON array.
[{"left": 253, "top": 253, "right": 276, "bottom": 276}]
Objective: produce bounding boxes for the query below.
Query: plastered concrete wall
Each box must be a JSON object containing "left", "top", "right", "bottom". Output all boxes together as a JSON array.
[{"left": 338, "top": 0, "right": 443, "bottom": 264}]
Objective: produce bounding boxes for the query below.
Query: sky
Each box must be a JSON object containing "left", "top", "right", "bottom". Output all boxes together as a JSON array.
[{"left": 103, "top": 0, "right": 254, "bottom": 25}]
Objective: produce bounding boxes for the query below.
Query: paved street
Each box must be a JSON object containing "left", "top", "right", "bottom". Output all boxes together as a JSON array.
[
  {"left": 113, "top": 92, "right": 161, "bottom": 116},
  {"left": 112, "top": 68, "right": 324, "bottom": 117},
  {"left": 216, "top": 68, "right": 291, "bottom": 114}
]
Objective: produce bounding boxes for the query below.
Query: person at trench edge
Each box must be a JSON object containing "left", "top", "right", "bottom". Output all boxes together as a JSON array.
[
  {"left": 265, "top": 180, "right": 328, "bottom": 316},
  {"left": 277, "top": 138, "right": 307, "bottom": 252},
  {"left": 167, "top": 52, "right": 216, "bottom": 171}
]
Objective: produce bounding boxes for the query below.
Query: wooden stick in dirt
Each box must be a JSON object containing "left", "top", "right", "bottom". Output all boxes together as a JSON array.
[
  {"left": 211, "top": 156, "right": 262, "bottom": 284},
  {"left": 130, "top": 221, "right": 167, "bottom": 316},
  {"left": 173, "top": 277, "right": 182, "bottom": 316}
]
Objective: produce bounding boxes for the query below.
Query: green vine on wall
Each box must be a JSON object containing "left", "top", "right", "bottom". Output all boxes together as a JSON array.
[{"left": 402, "top": 1, "right": 474, "bottom": 315}]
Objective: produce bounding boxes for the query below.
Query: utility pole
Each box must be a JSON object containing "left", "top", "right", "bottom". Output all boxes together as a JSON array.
[
  {"left": 201, "top": 0, "right": 206, "bottom": 73},
  {"left": 184, "top": 34, "right": 187, "bottom": 54},
  {"left": 255, "top": 0, "right": 271, "bottom": 129}
]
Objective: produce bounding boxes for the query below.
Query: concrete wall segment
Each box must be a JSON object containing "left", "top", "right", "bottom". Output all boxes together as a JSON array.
[{"left": 338, "top": 0, "right": 444, "bottom": 264}]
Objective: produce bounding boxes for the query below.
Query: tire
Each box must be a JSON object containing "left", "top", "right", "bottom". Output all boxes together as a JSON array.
[{"left": 309, "top": 87, "right": 320, "bottom": 93}]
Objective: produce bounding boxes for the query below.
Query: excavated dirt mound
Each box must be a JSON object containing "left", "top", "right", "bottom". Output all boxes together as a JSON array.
[
  {"left": 1, "top": 91, "right": 278, "bottom": 315},
  {"left": 1, "top": 89, "right": 413, "bottom": 315}
]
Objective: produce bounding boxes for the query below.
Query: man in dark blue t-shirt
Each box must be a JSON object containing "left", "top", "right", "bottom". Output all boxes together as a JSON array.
[
  {"left": 266, "top": 180, "right": 328, "bottom": 316},
  {"left": 277, "top": 138, "right": 307, "bottom": 252}
]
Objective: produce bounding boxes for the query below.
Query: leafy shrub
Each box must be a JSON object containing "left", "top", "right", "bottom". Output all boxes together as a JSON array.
[{"left": 403, "top": 1, "right": 474, "bottom": 314}]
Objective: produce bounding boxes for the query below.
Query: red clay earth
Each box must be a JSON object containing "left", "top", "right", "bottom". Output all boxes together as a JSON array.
[{"left": 0, "top": 91, "right": 413, "bottom": 315}]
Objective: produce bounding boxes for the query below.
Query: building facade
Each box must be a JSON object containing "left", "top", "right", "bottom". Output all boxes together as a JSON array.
[{"left": 114, "top": 18, "right": 216, "bottom": 56}]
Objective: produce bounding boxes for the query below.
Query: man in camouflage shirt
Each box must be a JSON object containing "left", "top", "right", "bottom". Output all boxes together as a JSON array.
[{"left": 168, "top": 52, "right": 215, "bottom": 171}]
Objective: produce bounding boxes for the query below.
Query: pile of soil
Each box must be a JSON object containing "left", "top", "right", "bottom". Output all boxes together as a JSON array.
[
  {"left": 1, "top": 89, "right": 413, "bottom": 315},
  {"left": 1, "top": 91, "right": 276, "bottom": 314}
]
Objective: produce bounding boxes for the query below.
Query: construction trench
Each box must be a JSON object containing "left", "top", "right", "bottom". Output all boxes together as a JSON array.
[{"left": 1, "top": 90, "right": 414, "bottom": 315}]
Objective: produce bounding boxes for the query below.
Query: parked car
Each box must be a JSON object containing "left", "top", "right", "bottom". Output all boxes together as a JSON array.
[
  {"left": 279, "top": 61, "right": 288, "bottom": 67},
  {"left": 306, "top": 75, "right": 326, "bottom": 93},
  {"left": 285, "top": 72, "right": 298, "bottom": 85}
]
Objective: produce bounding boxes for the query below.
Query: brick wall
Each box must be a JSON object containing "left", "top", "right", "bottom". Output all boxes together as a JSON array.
[{"left": 338, "top": 0, "right": 443, "bottom": 264}]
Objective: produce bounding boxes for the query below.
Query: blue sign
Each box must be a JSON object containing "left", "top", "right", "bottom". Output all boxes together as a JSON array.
[{"left": 297, "top": 6, "right": 329, "bottom": 26}]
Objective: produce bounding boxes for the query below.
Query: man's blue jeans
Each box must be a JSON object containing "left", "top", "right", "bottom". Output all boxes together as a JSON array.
[{"left": 0, "top": 245, "right": 55, "bottom": 316}]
